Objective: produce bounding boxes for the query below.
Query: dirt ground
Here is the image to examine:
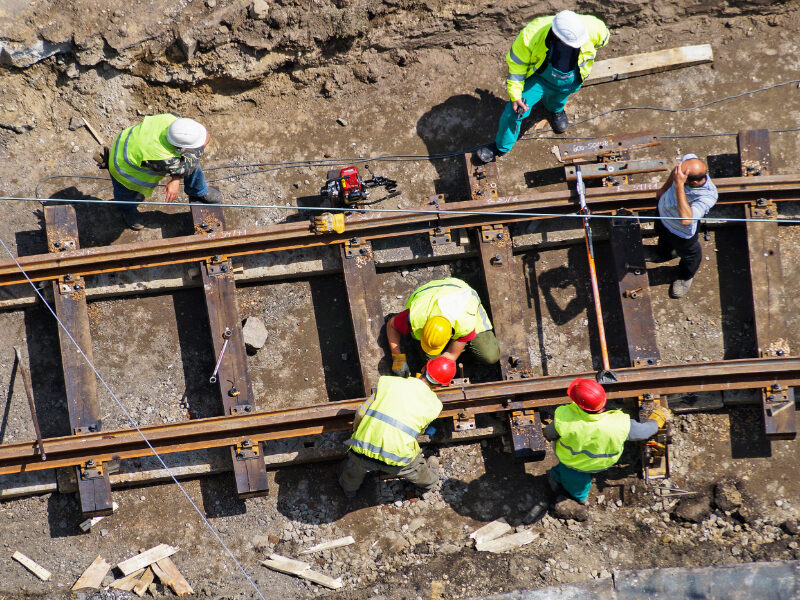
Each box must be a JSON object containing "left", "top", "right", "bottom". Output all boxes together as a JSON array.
[{"left": 1, "top": 0, "right": 800, "bottom": 598}]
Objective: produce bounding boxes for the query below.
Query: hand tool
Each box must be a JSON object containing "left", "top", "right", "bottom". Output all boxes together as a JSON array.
[
  {"left": 14, "top": 348, "right": 46, "bottom": 460},
  {"left": 575, "top": 166, "right": 617, "bottom": 384},
  {"left": 209, "top": 327, "right": 233, "bottom": 384}
]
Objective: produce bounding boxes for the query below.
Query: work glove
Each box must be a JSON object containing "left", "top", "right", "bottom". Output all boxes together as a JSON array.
[
  {"left": 647, "top": 406, "right": 672, "bottom": 429},
  {"left": 391, "top": 353, "right": 410, "bottom": 377}
]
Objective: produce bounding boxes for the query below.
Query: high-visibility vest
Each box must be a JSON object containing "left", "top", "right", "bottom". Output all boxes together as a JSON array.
[
  {"left": 553, "top": 402, "right": 630, "bottom": 473},
  {"left": 347, "top": 376, "right": 442, "bottom": 466},
  {"left": 406, "top": 277, "right": 492, "bottom": 341},
  {"left": 505, "top": 15, "right": 610, "bottom": 101},
  {"left": 109, "top": 114, "right": 181, "bottom": 197}
]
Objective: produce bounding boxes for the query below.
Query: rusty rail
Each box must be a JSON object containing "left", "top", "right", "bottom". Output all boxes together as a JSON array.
[
  {"left": 2, "top": 175, "right": 799, "bottom": 286},
  {"left": 0, "top": 356, "right": 797, "bottom": 476}
]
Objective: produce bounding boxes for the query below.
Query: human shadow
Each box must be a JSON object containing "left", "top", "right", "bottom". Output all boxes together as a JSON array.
[
  {"left": 0, "top": 353, "right": 18, "bottom": 444},
  {"left": 47, "top": 490, "right": 84, "bottom": 538},
  {"left": 714, "top": 226, "right": 755, "bottom": 359},
  {"left": 728, "top": 406, "right": 771, "bottom": 459},
  {"left": 274, "top": 461, "right": 359, "bottom": 525},
  {"left": 416, "top": 89, "right": 506, "bottom": 199}
]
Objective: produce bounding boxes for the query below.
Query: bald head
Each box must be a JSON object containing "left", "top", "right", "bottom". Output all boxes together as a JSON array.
[{"left": 681, "top": 158, "right": 707, "bottom": 179}]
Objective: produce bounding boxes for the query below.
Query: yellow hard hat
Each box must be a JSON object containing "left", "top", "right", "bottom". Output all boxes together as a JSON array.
[{"left": 421, "top": 316, "right": 452, "bottom": 355}]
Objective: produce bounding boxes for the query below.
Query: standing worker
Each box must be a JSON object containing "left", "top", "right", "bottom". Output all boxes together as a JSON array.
[
  {"left": 545, "top": 378, "right": 669, "bottom": 514},
  {"left": 386, "top": 277, "right": 500, "bottom": 377},
  {"left": 338, "top": 356, "right": 456, "bottom": 498},
  {"left": 477, "top": 10, "right": 610, "bottom": 163},
  {"left": 644, "top": 153, "right": 718, "bottom": 298},
  {"left": 107, "top": 114, "right": 221, "bottom": 230}
]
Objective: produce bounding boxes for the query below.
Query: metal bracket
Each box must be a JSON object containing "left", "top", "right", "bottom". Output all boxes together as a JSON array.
[
  {"left": 429, "top": 226, "right": 452, "bottom": 246},
  {"left": 58, "top": 274, "right": 85, "bottom": 294},
  {"left": 480, "top": 224, "right": 505, "bottom": 243},
  {"left": 638, "top": 392, "right": 670, "bottom": 483},
  {"left": 453, "top": 411, "right": 476, "bottom": 431},
  {"left": 50, "top": 238, "right": 77, "bottom": 252},
  {"left": 235, "top": 439, "right": 260, "bottom": 460},
  {"left": 762, "top": 384, "right": 793, "bottom": 418},
  {"left": 508, "top": 409, "right": 547, "bottom": 461},
  {"left": 230, "top": 404, "right": 254, "bottom": 415},
  {"left": 206, "top": 255, "right": 232, "bottom": 277},
  {"left": 74, "top": 423, "right": 100, "bottom": 434},
  {"left": 80, "top": 459, "right": 104, "bottom": 480},
  {"left": 196, "top": 218, "right": 223, "bottom": 234},
  {"left": 344, "top": 237, "right": 369, "bottom": 258},
  {"left": 633, "top": 357, "right": 662, "bottom": 368},
  {"left": 750, "top": 198, "right": 777, "bottom": 219}
]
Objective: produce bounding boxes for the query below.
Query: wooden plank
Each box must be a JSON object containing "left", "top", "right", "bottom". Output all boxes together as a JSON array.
[
  {"left": 117, "top": 543, "right": 178, "bottom": 576},
  {"left": 12, "top": 551, "right": 51, "bottom": 581},
  {"left": 109, "top": 568, "right": 145, "bottom": 590},
  {"left": 262, "top": 554, "right": 343, "bottom": 589},
  {"left": 79, "top": 501, "right": 118, "bottom": 532},
  {"left": 608, "top": 212, "right": 661, "bottom": 367},
  {"left": 340, "top": 242, "right": 384, "bottom": 395},
  {"left": 739, "top": 130, "right": 796, "bottom": 440},
  {"left": 469, "top": 518, "right": 511, "bottom": 545},
  {"left": 44, "top": 204, "right": 113, "bottom": 518},
  {"left": 192, "top": 205, "right": 269, "bottom": 498},
  {"left": 584, "top": 44, "right": 713, "bottom": 86},
  {"left": 72, "top": 555, "right": 112, "bottom": 591},
  {"left": 151, "top": 556, "right": 194, "bottom": 596},
  {"left": 301, "top": 536, "right": 356, "bottom": 554},
  {"left": 133, "top": 567, "right": 154, "bottom": 596}
]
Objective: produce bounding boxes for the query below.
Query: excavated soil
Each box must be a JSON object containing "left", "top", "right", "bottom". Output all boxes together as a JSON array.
[{"left": 1, "top": 0, "right": 800, "bottom": 598}]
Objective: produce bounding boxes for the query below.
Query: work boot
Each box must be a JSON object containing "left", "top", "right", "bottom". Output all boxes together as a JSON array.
[
  {"left": 475, "top": 143, "right": 506, "bottom": 164},
  {"left": 670, "top": 277, "right": 694, "bottom": 299},
  {"left": 190, "top": 186, "right": 222, "bottom": 204},
  {"left": 549, "top": 110, "right": 569, "bottom": 134},
  {"left": 121, "top": 209, "right": 145, "bottom": 231},
  {"left": 642, "top": 246, "right": 676, "bottom": 263},
  {"left": 554, "top": 497, "right": 589, "bottom": 521}
]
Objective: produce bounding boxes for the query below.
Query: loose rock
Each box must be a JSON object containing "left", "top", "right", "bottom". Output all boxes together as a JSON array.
[
  {"left": 714, "top": 481, "right": 743, "bottom": 512},
  {"left": 243, "top": 316, "right": 268, "bottom": 352},
  {"left": 674, "top": 495, "right": 711, "bottom": 523},
  {"left": 554, "top": 498, "right": 588, "bottom": 522}
]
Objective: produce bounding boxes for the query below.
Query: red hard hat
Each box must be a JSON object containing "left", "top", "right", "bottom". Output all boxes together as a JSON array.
[
  {"left": 567, "top": 378, "right": 606, "bottom": 412},
  {"left": 424, "top": 357, "right": 456, "bottom": 386}
]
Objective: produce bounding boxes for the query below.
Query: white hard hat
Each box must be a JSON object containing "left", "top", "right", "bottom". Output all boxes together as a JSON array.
[
  {"left": 551, "top": 11, "right": 589, "bottom": 48},
  {"left": 166, "top": 118, "right": 208, "bottom": 149}
]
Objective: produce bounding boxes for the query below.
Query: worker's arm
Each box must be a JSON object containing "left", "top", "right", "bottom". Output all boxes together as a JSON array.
[
  {"left": 352, "top": 394, "right": 375, "bottom": 430},
  {"left": 163, "top": 176, "right": 181, "bottom": 202},
  {"left": 386, "top": 314, "right": 404, "bottom": 355},
  {"left": 627, "top": 419, "right": 658, "bottom": 441},
  {"left": 672, "top": 164, "right": 694, "bottom": 225},
  {"left": 441, "top": 339, "right": 466, "bottom": 362},
  {"left": 543, "top": 420, "right": 559, "bottom": 441},
  {"left": 585, "top": 15, "right": 610, "bottom": 49},
  {"left": 655, "top": 169, "right": 674, "bottom": 202}
]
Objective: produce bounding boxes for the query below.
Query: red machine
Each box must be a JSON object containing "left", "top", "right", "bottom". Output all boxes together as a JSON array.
[{"left": 319, "top": 165, "right": 398, "bottom": 207}]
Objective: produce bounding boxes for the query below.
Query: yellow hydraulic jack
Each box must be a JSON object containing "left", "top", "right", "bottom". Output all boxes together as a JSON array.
[{"left": 638, "top": 392, "right": 671, "bottom": 484}]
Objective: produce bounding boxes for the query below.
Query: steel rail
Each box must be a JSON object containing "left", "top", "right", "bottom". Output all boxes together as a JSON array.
[
  {"left": 0, "top": 356, "right": 797, "bottom": 475},
  {"left": 2, "top": 175, "right": 799, "bottom": 286}
]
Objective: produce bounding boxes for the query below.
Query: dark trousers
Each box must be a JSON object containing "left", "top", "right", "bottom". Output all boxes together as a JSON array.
[
  {"left": 111, "top": 165, "right": 209, "bottom": 217},
  {"left": 654, "top": 219, "right": 702, "bottom": 280}
]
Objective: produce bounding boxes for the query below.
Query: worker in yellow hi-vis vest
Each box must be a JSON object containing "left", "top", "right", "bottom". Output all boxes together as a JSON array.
[
  {"left": 338, "top": 357, "right": 456, "bottom": 498},
  {"left": 107, "top": 114, "right": 221, "bottom": 230},
  {"left": 386, "top": 277, "right": 500, "bottom": 377}
]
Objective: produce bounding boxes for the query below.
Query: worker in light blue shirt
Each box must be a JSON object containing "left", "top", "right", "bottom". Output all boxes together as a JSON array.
[{"left": 643, "top": 154, "right": 718, "bottom": 298}]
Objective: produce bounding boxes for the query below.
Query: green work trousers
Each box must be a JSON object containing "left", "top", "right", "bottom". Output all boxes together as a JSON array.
[
  {"left": 421, "top": 330, "right": 501, "bottom": 365},
  {"left": 338, "top": 450, "right": 437, "bottom": 494}
]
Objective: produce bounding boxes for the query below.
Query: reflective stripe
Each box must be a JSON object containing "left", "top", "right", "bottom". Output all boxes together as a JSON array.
[
  {"left": 346, "top": 439, "right": 413, "bottom": 464},
  {"left": 363, "top": 408, "right": 419, "bottom": 439},
  {"left": 111, "top": 131, "right": 158, "bottom": 190},
  {"left": 508, "top": 49, "right": 526, "bottom": 65},
  {"left": 578, "top": 60, "right": 591, "bottom": 69},
  {"left": 467, "top": 288, "right": 492, "bottom": 332},
  {"left": 558, "top": 440, "right": 617, "bottom": 459},
  {"left": 507, "top": 73, "right": 526, "bottom": 82},
  {"left": 122, "top": 125, "right": 162, "bottom": 177}
]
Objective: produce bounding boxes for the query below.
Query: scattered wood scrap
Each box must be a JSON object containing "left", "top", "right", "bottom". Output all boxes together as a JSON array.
[
  {"left": 12, "top": 551, "right": 51, "bottom": 581},
  {"left": 151, "top": 556, "right": 194, "bottom": 596},
  {"left": 109, "top": 568, "right": 145, "bottom": 591},
  {"left": 72, "top": 555, "right": 112, "bottom": 591},
  {"left": 584, "top": 44, "right": 713, "bottom": 86},
  {"left": 469, "top": 518, "right": 511, "bottom": 546},
  {"left": 79, "top": 501, "right": 119, "bottom": 532},
  {"left": 301, "top": 536, "right": 355, "bottom": 554},
  {"left": 263, "top": 554, "right": 343, "bottom": 589},
  {"left": 475, "top": 530, "right": 538, "bottom": 553},
  {"left": 133, "top": 567, "right": 155, "bottom": 597},
  {"left": 117, "top": 543, "right": 178, "bottom": 576}
]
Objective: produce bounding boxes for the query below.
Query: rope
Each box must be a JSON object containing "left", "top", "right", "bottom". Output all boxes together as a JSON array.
[{"left": 0, "top": 233, "right": 269, "bottom": 600}]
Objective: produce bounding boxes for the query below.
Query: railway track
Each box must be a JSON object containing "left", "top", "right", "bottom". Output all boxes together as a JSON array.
[{"left": 1, "top": 129, "right": 797, "bottom": 516}]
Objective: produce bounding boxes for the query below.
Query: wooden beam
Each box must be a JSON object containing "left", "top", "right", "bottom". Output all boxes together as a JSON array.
[
  {"left": 109, "top": 568, "right": 145, "bottom": 590},
  {"left": 133, "top": 567, "right": 154, "bottom": 596},
  {"left": 72, "top": 555, "right": 111, "bottom": 591},
  {"left": 340, "top": 242, "right": 384, "bottom": 395},
  {"left": 739, "top": 130, "right": 796, "bottom": 440},
  {"left": 44, "top": 204, "right": 113, "bottom": 518},
  {"left": 192, "top": 205, "right": 269, "bottom": 498},
  {"left": 12, "top": 551, "right": 51, "bottom": 581},
  {"left": 151, "top": 557, "right": 194, "bottom": 596},
  {"left": 262, "top": 554, "right": 343, "bottom": 589},
  {"left": 584, "top": 44, "right": 713, "bottom": 86},
  {"left": 117, "top": 544, "right": 178, "bottom": 576}
]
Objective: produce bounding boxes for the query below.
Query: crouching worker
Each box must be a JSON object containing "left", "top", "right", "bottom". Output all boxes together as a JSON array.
[
  {"left": 545, "top": 378, "right": 670, "bottom": 506},
  {"left": 338, "top": 357, "right": 456, "bottom": 499}
]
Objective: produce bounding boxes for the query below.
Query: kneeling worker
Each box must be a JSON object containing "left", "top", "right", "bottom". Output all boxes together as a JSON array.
[
  {"left": 545, "top": 378, "right": 670, "bottom": 505},
  {"left": 108, "top": 114, "right": 221, "bottom": 230},
  {"left": 387, "top": 277, "right": 500, "bottom": 377},
  {"left": 339, "top": 357, "right": 456, "bottom": 498}
]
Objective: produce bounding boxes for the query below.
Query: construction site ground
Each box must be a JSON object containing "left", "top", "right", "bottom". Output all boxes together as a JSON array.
[{"left": 1, "top": 0, "right": 800, "bottom": 598}]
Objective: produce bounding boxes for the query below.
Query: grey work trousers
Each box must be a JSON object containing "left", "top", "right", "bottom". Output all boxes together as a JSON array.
[{"left": 338, "top": 450, "right": 437, "bottom": 493}]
